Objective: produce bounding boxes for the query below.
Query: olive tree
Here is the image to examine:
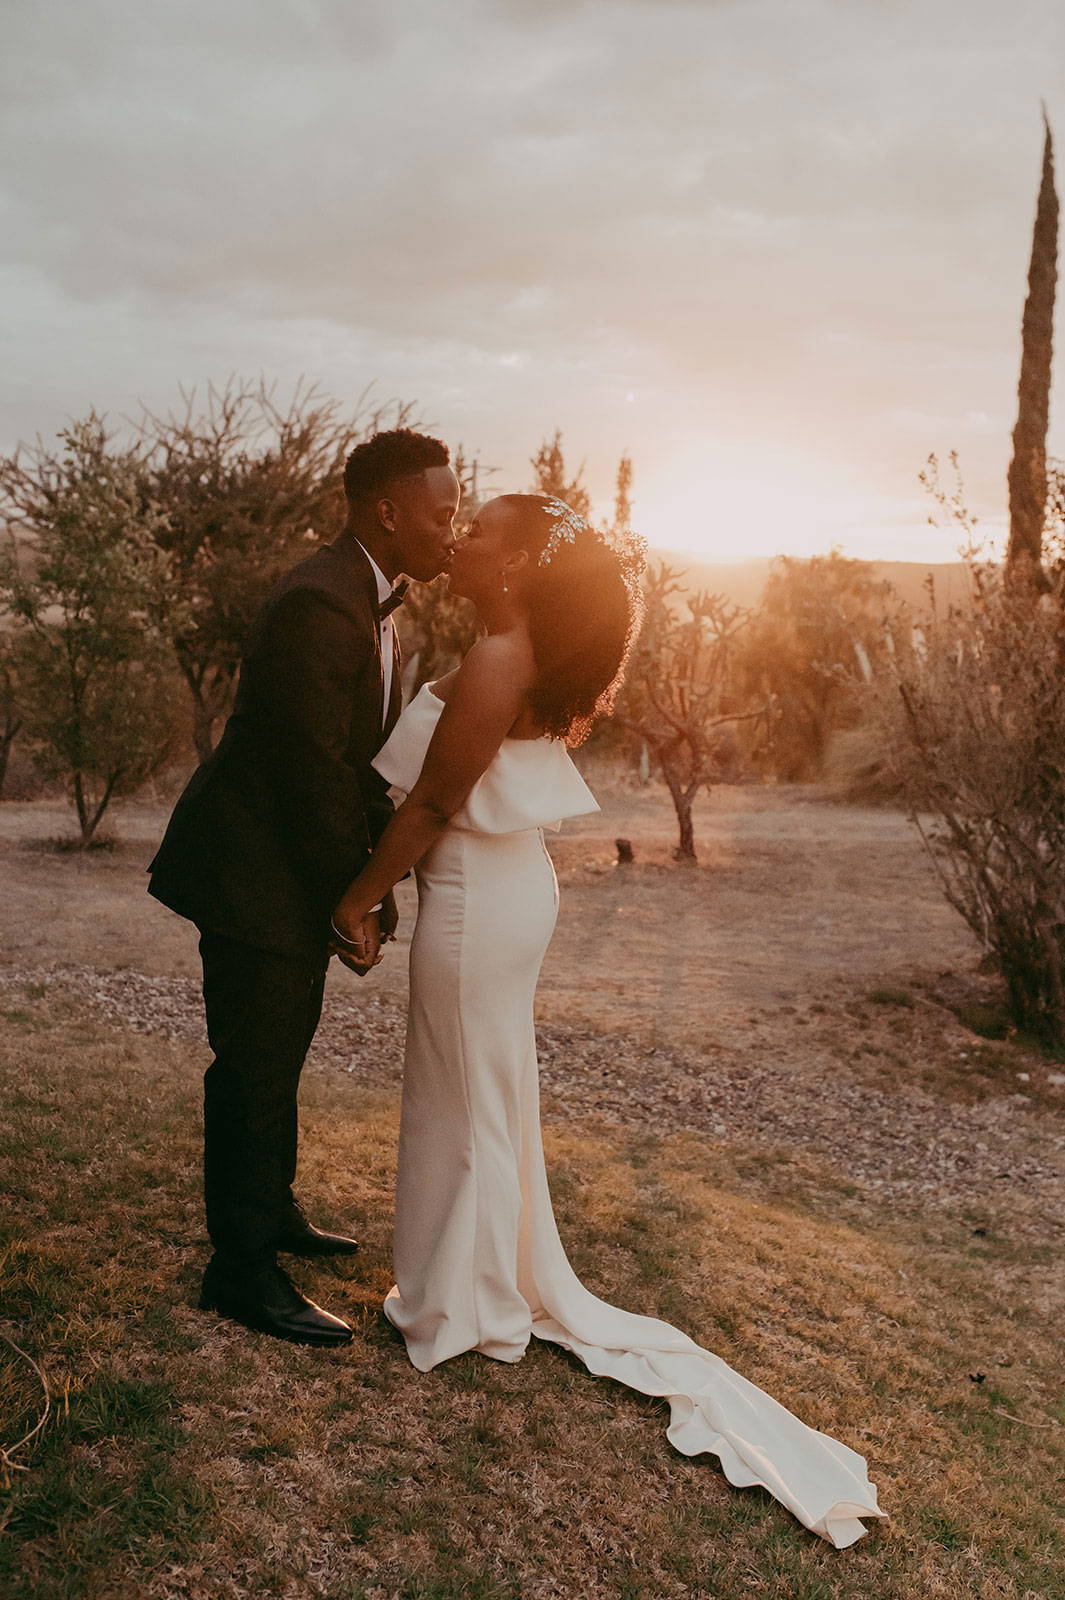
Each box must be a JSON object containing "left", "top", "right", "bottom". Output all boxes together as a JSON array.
[
  {"left": 616, "top": 563, "right": 763, "bottom": 861},
  {"left": 0, "top": 418, "right": 180, "bottom": 845}
]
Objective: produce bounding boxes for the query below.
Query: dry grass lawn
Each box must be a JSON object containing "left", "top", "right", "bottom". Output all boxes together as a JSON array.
[{"left": 1, "top": 777, "right": 1063, "bottom": 1599}]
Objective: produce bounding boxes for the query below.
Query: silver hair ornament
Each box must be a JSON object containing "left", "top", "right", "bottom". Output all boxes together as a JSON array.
[{"left": 537, "top": 498, "right": 590, "bottom": 567}]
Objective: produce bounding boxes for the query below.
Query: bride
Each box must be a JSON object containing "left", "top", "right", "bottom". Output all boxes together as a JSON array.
[{"left": 331, "top": 493, "right": 885, "bottom": 1548}]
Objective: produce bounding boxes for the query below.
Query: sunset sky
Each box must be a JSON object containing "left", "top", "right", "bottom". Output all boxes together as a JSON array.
[{"left": 3, "top": 0, "right": 1063, "bottom": 562}]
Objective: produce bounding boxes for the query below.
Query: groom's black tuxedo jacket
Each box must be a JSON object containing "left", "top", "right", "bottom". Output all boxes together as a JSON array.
[{"left": 148, "top": 531, "right": 399, "bottom": 960}]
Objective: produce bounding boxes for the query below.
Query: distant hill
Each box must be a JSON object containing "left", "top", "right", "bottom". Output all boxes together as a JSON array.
[{"left": 649, "top": 551, "right": 972, "bottom": 614}]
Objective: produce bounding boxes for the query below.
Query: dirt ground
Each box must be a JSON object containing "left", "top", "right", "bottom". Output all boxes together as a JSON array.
[
  {"left": 0, "top": 765, "right": 975, "bottom": 1054},
  {"left": 12, "top": 768, "right": 1061, "bottom": 1231}
]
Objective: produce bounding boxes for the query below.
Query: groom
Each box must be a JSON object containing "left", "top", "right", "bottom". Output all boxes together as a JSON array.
[{"left": 148, "top": 428, "right": 460, "bottom": 1345}]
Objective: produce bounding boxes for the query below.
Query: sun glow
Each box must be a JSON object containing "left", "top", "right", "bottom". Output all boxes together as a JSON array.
[
  {"left": 638, "top": 475, "right": 832, "bottom": 562},
  {"left": 628, "top": 446, "right": 995, "bottom": 565},
  {"left": 631, "top": 444, "right": 856, "bottom": 562}
]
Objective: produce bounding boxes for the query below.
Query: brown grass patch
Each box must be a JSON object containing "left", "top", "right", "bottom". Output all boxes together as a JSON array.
[{"left": 2, "top": 993, "right": 1063, "bottom": 1600}]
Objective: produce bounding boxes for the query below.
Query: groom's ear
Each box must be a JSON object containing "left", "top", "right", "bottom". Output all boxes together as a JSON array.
[{"left": 375, "top": 496, "right": 398, "bottom": 534}]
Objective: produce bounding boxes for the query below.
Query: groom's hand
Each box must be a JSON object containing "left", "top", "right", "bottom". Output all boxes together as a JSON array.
[{"left": 330, "top": 911, "right": 382, "bottom": 975}]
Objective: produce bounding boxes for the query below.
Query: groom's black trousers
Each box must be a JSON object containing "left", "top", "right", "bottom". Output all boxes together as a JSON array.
[{"left": 198, "top": 931, "right": 328, "bottom": 1265}]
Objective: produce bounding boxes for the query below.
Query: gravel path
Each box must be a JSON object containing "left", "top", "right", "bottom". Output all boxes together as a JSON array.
[{"left": 5, "top": 961, "right": 1062, "bottom": 1223}]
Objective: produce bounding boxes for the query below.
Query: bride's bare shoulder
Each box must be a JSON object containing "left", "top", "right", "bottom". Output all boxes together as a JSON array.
[{"left": 435, "top": 632, "right": 534, "bottom": 705}]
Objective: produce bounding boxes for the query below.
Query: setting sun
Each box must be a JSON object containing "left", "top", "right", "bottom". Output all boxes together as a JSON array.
[{"left": 634, "top": 446, "right": 852, "bottom": 562}]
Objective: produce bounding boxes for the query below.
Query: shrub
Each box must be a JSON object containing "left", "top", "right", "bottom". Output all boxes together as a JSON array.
[{"left": 881, "top": 552, "right": 1065, "bottom": 1049}]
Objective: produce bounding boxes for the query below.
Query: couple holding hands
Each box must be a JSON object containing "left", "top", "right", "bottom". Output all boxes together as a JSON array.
[{"left": 149, "top": 427, "right": 883, "bottom": 1548}]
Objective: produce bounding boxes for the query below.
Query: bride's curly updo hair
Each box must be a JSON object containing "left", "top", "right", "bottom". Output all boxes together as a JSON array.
[{"left": 498, "top": 494, "right": 645, "bottom": 747}]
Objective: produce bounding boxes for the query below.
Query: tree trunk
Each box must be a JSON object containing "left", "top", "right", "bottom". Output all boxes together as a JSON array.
[
  {"left": 72, "top": 770, "right": 91, "bottom": 845},
  {"left": 86, "top": 775, "right": 119, "bottom": 843},
  {"left": 662, "top": 768, "right": 697, "bottom": 861},
  {"left": 180, "top": 660, "right": 234, "bottom": 763},
  {"left": 672, "top": 801, "right": 696, "bottom": 861},
  {"left": 0, "top": 719, "right": 20, "bottom": 801},
  {"left": 1007, "top": 113, "right": 1058, "bottom": 576},
  {"left": 71, "top": 769, "right": 118, "bottom": 846}
]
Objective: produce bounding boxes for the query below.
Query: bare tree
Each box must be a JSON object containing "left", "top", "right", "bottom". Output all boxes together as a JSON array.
[
  {"left": 616, "top": 564, "right": 762, "bottom": 861},
  {"left": 1007, "top": 111, "right": 1058, "bottom": 578},
  {"left": 141, "top": 379, "right": 409, "bottom": 760}
]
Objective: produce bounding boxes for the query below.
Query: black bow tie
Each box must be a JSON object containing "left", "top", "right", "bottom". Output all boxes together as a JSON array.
[{"left": 377, "top": 580, "right": 409, "bottom": 621}]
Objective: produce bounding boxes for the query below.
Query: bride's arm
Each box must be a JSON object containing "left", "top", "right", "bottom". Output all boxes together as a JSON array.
[{"left": 332, "top": 633, "right": 534, "bottom": 932}]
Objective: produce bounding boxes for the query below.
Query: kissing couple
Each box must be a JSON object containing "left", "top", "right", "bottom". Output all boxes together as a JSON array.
[{"left": 148, "top": 428, "right": 884, "bottom": 1547}]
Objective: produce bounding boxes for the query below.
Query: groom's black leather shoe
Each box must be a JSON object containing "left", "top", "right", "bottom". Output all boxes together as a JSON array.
[
  {"left": 199, "top": 1255, "right": 354, "bottom": 1346},
  {"left": 273, "top": 1208, "right": 360, "bottom": 1258}
]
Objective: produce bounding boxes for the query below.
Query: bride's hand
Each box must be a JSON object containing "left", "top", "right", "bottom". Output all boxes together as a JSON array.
[
  {"left": 336, "top": 950, "right": 377, "bottom": 976},
  {"left": 379, "top": 891, "right": 399, "bottom": 943},
  {"left": 330, "top": 910, "right": 382, "bottom": 974}
]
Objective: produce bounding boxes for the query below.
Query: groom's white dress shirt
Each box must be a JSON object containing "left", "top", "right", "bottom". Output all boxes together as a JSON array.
[{"left": 354, "top": 540, "right": 396, "bottom": 726}]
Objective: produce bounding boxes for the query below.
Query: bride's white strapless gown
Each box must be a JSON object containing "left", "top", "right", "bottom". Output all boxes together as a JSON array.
[{"left": 371, "top": 684, "right": 885, "bottom": 1548}]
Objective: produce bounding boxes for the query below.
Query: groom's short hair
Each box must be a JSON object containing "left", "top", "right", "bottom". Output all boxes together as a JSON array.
[{"left": 343, "top": 428, "right": 450, "bottom": 507}]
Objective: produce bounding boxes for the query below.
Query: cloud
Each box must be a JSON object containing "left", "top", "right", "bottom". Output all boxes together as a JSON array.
[
  {"left": 5, "top": 0, "right": 1053, "bottom": 318},
  {"left": 1, "top": 0, "right": 1063, "bottom": 552}
]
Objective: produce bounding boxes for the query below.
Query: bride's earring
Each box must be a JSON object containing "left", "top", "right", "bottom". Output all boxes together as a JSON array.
[{"left": 501, "top": 571, "right": 509, "bottom": 596}]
